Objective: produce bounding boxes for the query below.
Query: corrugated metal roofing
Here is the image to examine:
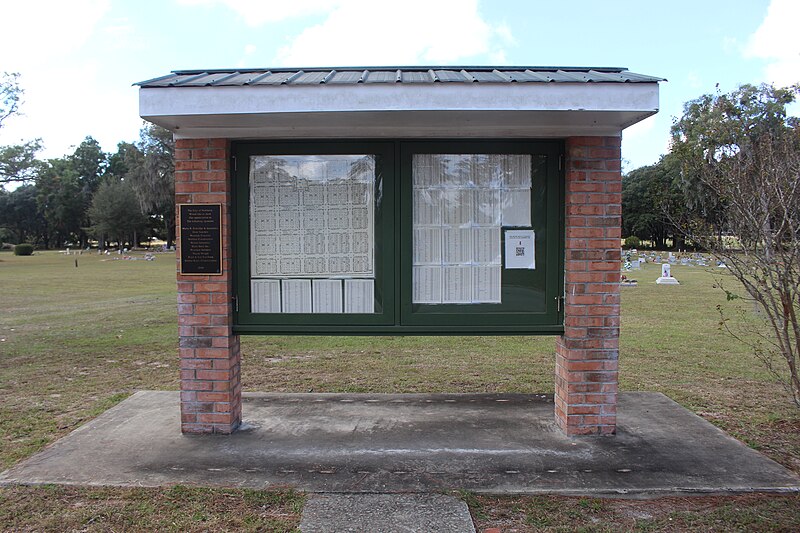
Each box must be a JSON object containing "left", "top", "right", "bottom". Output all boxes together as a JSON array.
[{"left": 136, "top": 66, "right": 664, "bottom": 88}]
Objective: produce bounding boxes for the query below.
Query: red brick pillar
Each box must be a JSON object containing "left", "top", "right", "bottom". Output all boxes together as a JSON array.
[
  {"left": 175, "top": 138, "right": 242, "bottom": 434},
  {"left": 555, "top": 136, "right": 621, "bottom": 436}
]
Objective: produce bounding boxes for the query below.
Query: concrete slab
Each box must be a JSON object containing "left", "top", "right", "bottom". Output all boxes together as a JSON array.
[
  {"left": 299, "top": 493, "right": 474, "bottom": 533},
  {"left": 1, "top": 391, "right": 798, "bottom": 496}
]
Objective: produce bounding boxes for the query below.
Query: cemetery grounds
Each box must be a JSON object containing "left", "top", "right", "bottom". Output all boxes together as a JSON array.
[{"left": 0, "top": 250, "right": 798, "bottom": 532}]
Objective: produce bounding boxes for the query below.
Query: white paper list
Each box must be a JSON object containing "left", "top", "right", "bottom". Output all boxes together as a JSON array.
[
  {"left": 442, "top": 227, "right": 472, "bottom": 264},
  {"left": 473, "top": 266, "right": 502, "bottom": 303},
  {"left": 281, "top": 279, "right": 312, "bottom": 313},
  {"left": 413, "top": 266, "right": 443, "bottom": 303},
  {"left": 312, "top": 279, "right": 343, "bottom": 313},
  {"left": 472, "top": 227, "right": 501, "bottom": 265},
  {"left": 413, "top": 227, "right": 442, "bottom": 265},
  {"left": 251, "top": 279, "right": 281, "bottom": 313},
  {"left": 344, "top": 279, "right": 375, "bottom": 313},
  {"left": 442, "top": 266, "right": 472, "bottom": 303}
]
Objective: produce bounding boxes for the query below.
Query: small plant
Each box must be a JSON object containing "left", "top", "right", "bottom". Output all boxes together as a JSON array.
[
  {"left": 623, "top": 235, "right": 641, "bottom": 249},
  {"left": 13, "top": 243, "right": 34, "bottom": 256}
]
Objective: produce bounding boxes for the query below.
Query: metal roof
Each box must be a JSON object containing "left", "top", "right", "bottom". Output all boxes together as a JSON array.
[{"left": 136, "top": 66, "right": 664, "bottom": 88}]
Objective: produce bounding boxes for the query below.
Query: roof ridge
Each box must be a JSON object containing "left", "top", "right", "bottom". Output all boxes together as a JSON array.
[{"left": 168, "top": 66, "right": 631, "bottom": 75}]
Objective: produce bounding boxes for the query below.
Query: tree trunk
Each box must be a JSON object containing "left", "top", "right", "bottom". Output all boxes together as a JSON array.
[{"left": 166, "top": 216, "right": 175, "bottom": 248}]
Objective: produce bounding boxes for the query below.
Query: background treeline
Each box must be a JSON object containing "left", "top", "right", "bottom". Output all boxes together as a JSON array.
[{"left": 0, "top": 126, "right": 174, "bottom": 250}]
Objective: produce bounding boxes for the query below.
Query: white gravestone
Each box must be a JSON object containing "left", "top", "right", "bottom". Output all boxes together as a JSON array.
[{"left": 656, "top": 262, "right": 680, "bottom": 285}]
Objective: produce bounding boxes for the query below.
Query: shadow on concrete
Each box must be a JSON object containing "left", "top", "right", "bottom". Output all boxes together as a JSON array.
[{"left": 1, "top": 391, "right": 798, "bottom": 496}]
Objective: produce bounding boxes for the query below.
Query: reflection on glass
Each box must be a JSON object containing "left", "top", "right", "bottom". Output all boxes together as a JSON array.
[
  {"left": 249, "top": 155, "right": 377, "bottom": 314},
  {"left": 412, "top": 154, "right": 532, "bottom": 305}
]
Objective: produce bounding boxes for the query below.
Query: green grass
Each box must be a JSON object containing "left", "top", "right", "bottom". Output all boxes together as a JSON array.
[{"left": 1, "top": 251, "right": 799, "bottom": 531}]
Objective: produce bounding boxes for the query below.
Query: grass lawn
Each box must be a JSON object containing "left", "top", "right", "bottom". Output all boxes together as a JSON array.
[{"left": 1, "top": 250, "right": 798, "bottom": 531}]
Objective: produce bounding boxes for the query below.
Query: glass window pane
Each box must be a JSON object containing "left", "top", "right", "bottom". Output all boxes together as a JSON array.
[
  {"left": 249, "top": 155, "right": 378, "bottom": 314},
  {"left": 411, "top": 153, "right": 531, "bottom": 305}
]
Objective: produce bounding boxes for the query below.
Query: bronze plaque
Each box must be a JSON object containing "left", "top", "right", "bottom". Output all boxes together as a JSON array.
[{"left": 178, "top": 204, "right": 222, "bottom": 275}]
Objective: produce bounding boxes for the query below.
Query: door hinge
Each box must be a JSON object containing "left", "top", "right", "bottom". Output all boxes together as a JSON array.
[
  {"left": 232, "top": 156, "right": 238, "bottom": 171},
  {"left": 558, "top": 153, "right": 564, "bottom": 171},
  {"left": 555, "top": 295, "right": 563, "bottom": 312},
  {"left": 233, "top": 295, "right": 239, "bottom": 312}
]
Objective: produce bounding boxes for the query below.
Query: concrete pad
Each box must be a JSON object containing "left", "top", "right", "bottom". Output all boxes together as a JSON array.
[
  {"left": 1, "top": 391, "right": 798, "bottom": 496},
  {"left": 299, "top": 493, "right": 474, "bottom": 533}
]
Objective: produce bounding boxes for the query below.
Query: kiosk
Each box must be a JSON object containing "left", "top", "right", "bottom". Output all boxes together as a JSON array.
[{"left": 137, "top": 66, "right": 663, "bottom": 435}]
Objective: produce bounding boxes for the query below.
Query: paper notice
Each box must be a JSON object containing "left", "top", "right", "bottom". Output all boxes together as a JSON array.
[
  {"left": 473, "top": 265, "right": 502, "bottom": 303},
  {"left": 441, "top": 190, "right": 474, "bottom": 226},
  {"left": 474, "top": 189, "right": 501, "bottom": 225},
  {"left": 312, "top": 279, "right": 343, "bottom": 313},
  {"left": 344, "top": 279, "right": 375, "bottom": 313},
  {"left": 502, "top": 189, "right": 532, "bottom": 227},
  {"left": 413, "top": 189, "right": 442, "bottom": 225},
  {"left": 251, "top": 279, "right": 281, "bottom": 313},
  {"left": 472, "top": 226, "right": 501, "bottom": 265},
  {"left": 413, "top": 227, "right": 442, "bottom": 265},
  {"left": 442, "top": 226, "right": 472, "bottom": 264},
  {"left": 443, "top": 265, "right": 472, "bottom": 303},
  {"left": 413, "top": 266, "right": 443, "bottom": 303},
  {"left": 505, "top": 230, "right": 535, "bottom": 269},
  {"left": 281, "top": 279, "right": 312, "bottom": 313}
]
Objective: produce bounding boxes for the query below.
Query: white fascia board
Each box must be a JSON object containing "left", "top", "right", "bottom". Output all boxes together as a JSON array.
[
  {"left": 141, "top": 82, "right": 658, "bottom": 116},
  {"left": 140, "top": 82, "right": 659, "bottom": 138},
  {"left": 146, "top": 109, "right": 656, "bottom": 140}
]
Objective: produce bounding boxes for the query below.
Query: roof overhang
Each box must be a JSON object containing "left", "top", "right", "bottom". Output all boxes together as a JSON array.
[{"left": 139, "top": 82, "right": 660, "bottom": 139}]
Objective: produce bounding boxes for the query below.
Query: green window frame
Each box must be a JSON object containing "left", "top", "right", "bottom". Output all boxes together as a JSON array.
[{"left": 232, "top": 140, "right": 563, "bottom": 335}]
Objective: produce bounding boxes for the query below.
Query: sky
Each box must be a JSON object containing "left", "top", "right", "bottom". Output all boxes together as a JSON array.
[{"left": 0, "top": 0, "right": 798, "bottom": 173}]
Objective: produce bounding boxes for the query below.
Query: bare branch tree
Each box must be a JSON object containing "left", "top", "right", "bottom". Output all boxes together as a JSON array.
[{"left": 671, "top": 84, "right": 800, "bottom": 407}]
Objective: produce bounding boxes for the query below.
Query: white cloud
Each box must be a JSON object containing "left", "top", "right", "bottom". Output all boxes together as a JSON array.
[
  {"left": 0, "top": 0, "right": 111, "bottom": 71},
  {"left": 274, "top": 0, "right": 504, "bottom": 66},
  {"left": 0, "top": 0, "right": 120, "bottom": 158},
  {"left": 237, "top": 44, "right": 258, "bottom": 68},
  {"left": 745, "top": 0, "right": 800, "bottom": 87},
  {"left": 176, "top": 0, "right": 339, "bottom": 26},
  {"left": 0, "top": 62, "right": 142, "bottom": 160}
]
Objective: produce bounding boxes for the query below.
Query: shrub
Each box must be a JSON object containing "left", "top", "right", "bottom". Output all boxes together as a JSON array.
[
  {"left": 13, "top": 243, "right": 34, "bottom": 256},
  {"left": 623, "top": 236, "right": 641, "bottom": 249}
]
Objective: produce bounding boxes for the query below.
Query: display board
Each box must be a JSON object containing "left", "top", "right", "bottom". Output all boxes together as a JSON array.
[
  {"left": 249, "top": 155, "right": 376, "bottom": 314},
  {"left": 232, "top": 140, "right": 563, "bottom": 335}
]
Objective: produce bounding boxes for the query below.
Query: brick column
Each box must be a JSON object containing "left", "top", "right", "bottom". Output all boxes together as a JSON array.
[
  {"left": 554, "top": 136, "right": 621, "bottom": 436},
  {"left": 175, "top": 138, "right": 242, "bottom": 434}
]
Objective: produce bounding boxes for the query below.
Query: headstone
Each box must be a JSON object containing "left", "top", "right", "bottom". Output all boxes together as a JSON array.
[
  {"left": 668, "top": 253, "right": 676, "bottom": 264},
  {"left": 655, "top": 255, "right": 662, "bottom": 263},
  {"left": 631, "top": 259, "right": 641, "bottom": 270},
  {"left": 681, "top": 257, "right": 690, "bottom": 265},
  {"left": 656, "top": 262, "right": 680, "bottom": 285}
]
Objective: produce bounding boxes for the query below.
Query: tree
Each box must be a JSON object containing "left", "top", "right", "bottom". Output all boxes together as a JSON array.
[
  {"left": 0, "top": 72, "right": 21, "bottom": 127},
  {"left": 126, "top": 124, "right": 175, "bottom": 246},
  {"left": 622, "top": 153, "right": 684, "bottom": 249},
  {"left": 671, "top": 83, "right": 800, "bottom": 407},
  {"left": 35, "top": 159, "right": 85, "bottom": 248},
  {"left": 87, "top": 178, "right": 148, "bottom": 248},
  {"left": 0, "top": 72, "right": 42, "bottom": 185},
  {"left": 0, "top": 184, "right": 46, "bottom": 244}
]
